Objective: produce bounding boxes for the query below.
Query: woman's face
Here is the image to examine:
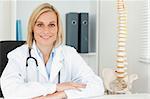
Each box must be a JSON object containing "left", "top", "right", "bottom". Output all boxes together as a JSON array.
[{"left": 33, "top": 11, "right": 58, "bottom": 47}]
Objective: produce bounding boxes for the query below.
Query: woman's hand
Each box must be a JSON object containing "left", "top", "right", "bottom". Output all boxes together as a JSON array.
[
  {"left": 33, "top": 82, "right": 86, "bottom": 99},
  {"left": 56, "top": 82, "right": 87, "bottom": 92},
  {"left": 45, "top": 91, "right": 67, "bottom": 99},
  {"left": 32, "top": 91, "right": 67, "bottom": 99}
]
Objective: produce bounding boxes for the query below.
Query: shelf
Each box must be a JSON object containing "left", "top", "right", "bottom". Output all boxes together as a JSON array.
[{"left": 80, "top": 52, "right": 96, "bottom": 56}]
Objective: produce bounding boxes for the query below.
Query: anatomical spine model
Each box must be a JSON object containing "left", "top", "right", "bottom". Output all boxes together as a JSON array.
[{"left": 102, "top": 0, "right": 138, "bottom": 94}]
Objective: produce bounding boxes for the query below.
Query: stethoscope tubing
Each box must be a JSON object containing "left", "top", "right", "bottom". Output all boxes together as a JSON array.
[{"left": 25, "top": 48, "right": 60, "bottom": 83}]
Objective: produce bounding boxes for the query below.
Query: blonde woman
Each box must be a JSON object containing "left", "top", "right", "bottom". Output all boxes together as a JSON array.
[{"left": 1, "top": 3, "right": 104, "bottom": 99}]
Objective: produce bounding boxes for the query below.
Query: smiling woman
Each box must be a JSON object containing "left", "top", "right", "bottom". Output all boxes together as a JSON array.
[
  {"left": 0, "top": 3, "right": 104, "bottom": 99},
  {"left": 33, "top": 11, "right": 58, "bottom": 64},
  {"left": 34, "top": 11, "right": 58, "bottom": 48},
  {"left": 27, "top": 3, "right": 63, "bottom": 49}
]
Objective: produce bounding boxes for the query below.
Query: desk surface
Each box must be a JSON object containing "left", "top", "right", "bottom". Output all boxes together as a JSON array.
[
  {"left": 84, "top": 93, "right": 150, "bottom": 99},
  {"left": 0, "top": 93, "right": 149, "bottom": 99}
]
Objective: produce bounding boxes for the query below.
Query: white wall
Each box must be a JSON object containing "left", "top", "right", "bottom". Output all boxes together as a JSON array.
[
  {"left": 99, "top": 0, "right": 149, "bottom": 93},
  {"left": 148, "top": 0, "right": 150, "bottom": 93},
  {"left": 0, "top": 1, "right": 11, "bottom": 40},
  {"left": 149, "top": 66, "right": 150, "bottom": 93}
]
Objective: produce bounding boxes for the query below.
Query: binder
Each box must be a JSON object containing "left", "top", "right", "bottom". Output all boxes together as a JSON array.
[
  {"left": 16, "top": 20, "right": 22, "bottom": 41},
  {"left": 66, "top": 13, "right": 79, "bottom": 52},
  {"left": 79, "top": 13, "right": 89, "bottom": 53}
]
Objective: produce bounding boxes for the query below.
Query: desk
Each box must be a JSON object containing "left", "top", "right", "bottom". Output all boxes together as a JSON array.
[
  {"left": 83, "top": 93, "right": 150, "bottom": 99},
  {"left": 0, "top": 94, "right": 149, "bottom": 99}
]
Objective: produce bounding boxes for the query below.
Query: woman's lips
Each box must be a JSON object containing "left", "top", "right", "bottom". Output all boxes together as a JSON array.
[{"left": 40, "top": 35, "right": 52, "bottom": 39}]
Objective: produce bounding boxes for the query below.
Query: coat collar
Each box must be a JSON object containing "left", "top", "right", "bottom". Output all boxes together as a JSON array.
[
  {"left": 50, "top": 45, "right": 64, "bottom": 82},
  {"left": 31, "top": 41, "right": 64, "bottom": 81}
]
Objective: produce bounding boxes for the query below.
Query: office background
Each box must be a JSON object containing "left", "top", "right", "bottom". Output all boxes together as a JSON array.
[{"left": 0, "top": 0, "right": 149, "bottom": 94}]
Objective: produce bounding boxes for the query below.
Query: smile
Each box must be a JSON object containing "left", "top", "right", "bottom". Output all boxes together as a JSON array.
[{"left": 40, "top": 35, "right": 52, "bottom": 39}]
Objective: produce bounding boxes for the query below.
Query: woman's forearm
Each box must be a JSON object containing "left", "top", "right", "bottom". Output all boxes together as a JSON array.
[
  {"left": 33, "top": 91, "right": 67, "bottom": 99},
  {"left": 46, "top": 91, "right": 67, "bottom": 99}
]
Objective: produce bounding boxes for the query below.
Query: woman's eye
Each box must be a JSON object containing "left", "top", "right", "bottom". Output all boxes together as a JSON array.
[
  {"left": 49, "top": 24, "right": 55, "bottom": 27},
  {"left": 37, "top": 24, "right": 43, "bottom": 27}
]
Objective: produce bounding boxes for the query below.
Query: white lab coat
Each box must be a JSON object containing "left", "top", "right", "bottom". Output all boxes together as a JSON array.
[{"left": 0, "top": 42, "right": 104, "bottom": 98}]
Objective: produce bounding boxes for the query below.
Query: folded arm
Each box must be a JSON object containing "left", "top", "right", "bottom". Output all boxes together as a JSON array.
[
  {"left": 63, "top": 48, "right": 104, "bottom": 98},
  {"left": 33, "top": 82, "right": 86, "bottom": 99}
]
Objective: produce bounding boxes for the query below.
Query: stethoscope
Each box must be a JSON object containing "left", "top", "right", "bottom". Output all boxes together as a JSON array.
[{"left": 25, "top": 47, "right": 60, "bottom": 83}]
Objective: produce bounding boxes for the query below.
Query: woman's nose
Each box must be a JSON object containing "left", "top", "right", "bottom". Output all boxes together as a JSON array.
[{"left": 43, "top": 26, "right": 49, "bottom": 34}]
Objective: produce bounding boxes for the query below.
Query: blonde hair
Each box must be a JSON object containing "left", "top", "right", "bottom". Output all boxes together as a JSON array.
[{"left": 26, "top": 3, "right": 64, "bottom": 48}]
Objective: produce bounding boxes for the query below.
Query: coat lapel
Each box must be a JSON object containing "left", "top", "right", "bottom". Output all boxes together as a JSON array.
[
  {"left": 50, "top": 45, "right": 64, "bottom": 82},
  {"left": 31, "top": 41, "right": 64, "bottom": 82},
  {"left": 32, "top": 42, "right": 48, "bottom": 80}
]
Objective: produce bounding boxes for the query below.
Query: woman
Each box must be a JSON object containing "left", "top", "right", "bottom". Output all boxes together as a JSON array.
[{"left": 1, "top": 3, "right": 104, "bottom": 99}]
